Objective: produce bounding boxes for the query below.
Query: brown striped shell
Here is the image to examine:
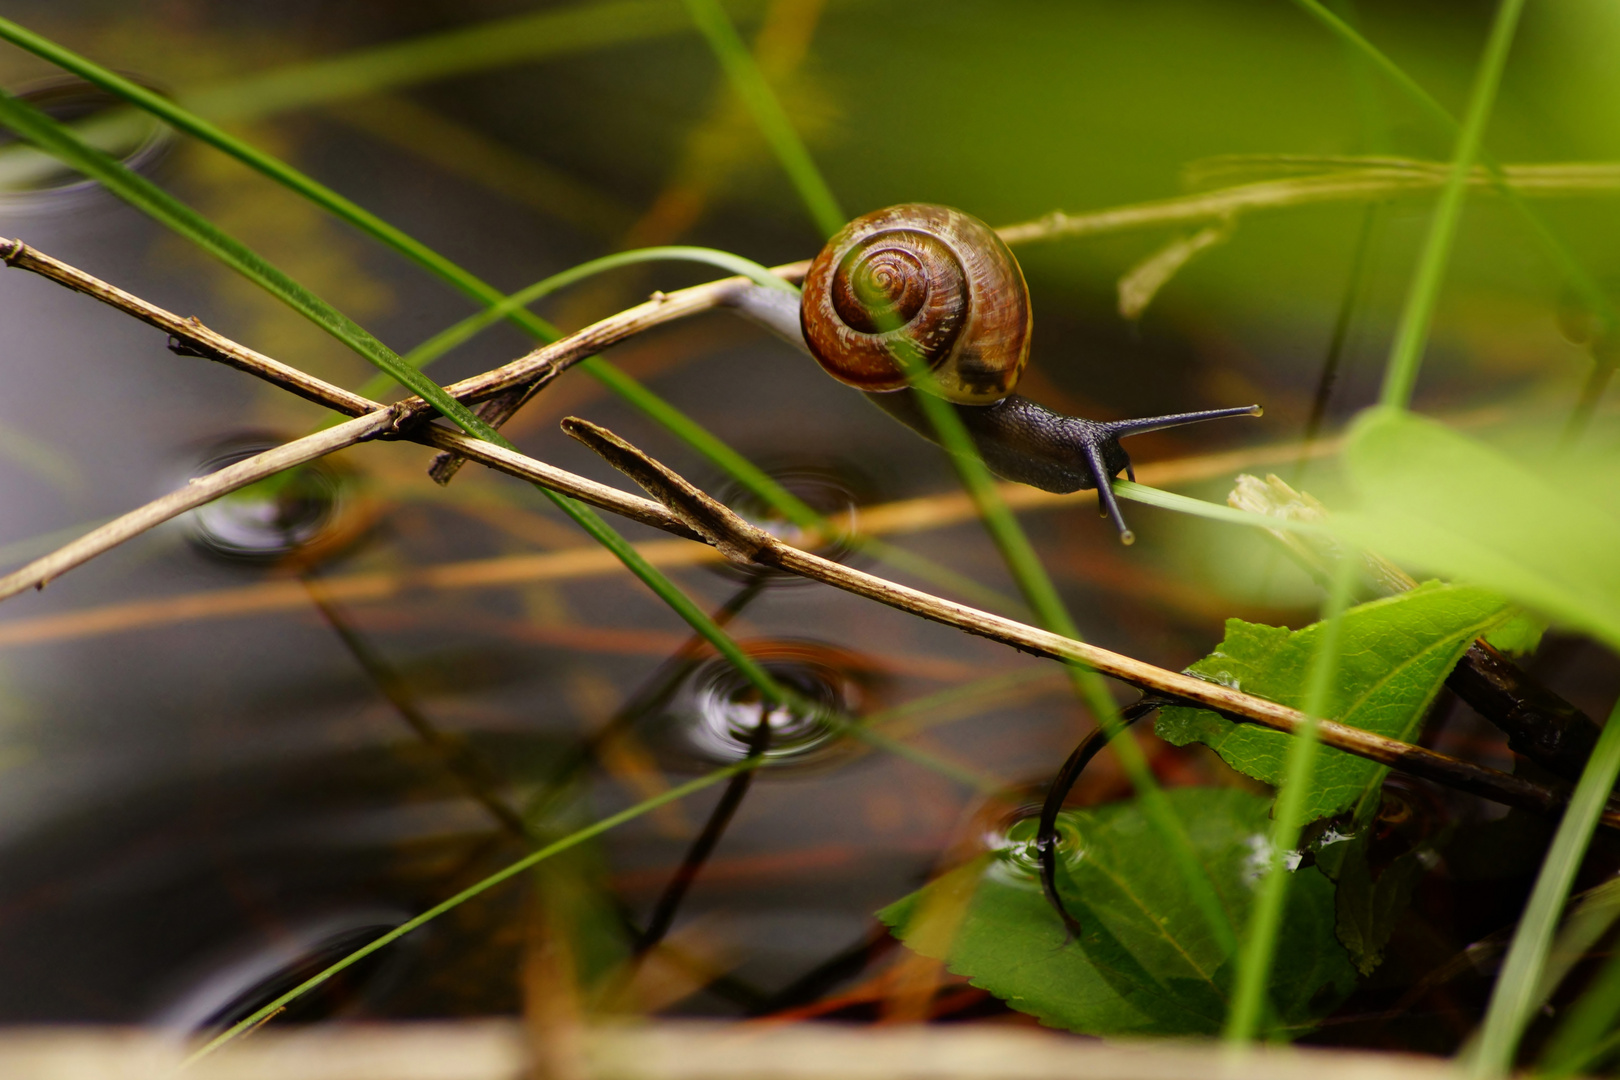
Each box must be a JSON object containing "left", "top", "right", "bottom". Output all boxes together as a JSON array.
[{"left": 800, "top": 204, "right": 1031, "bottom": 405}]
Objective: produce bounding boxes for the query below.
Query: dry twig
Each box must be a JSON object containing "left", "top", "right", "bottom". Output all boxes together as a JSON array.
[
  {"left": 996, "top": 160, "right": 1620, "bottom": 245},
  {"left": 559, "top": 417, "right": 1615, "bottom": 828},
  {"left": 0, "top": 238, "right": 1608, "bottom": 829}
]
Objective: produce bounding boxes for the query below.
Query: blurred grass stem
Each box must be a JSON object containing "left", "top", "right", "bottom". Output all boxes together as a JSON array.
[
  {"left": 1378, "top": 0, "right": 1526, "bottom": 410},
  {"left": 1287, "top": 0, "right": 1619, "bottom": 346},
  {"left": 681, "top": 0, "right": 844, "bottom": 237},
  {"left": 1469, "top": 695, "right": 1620, "bottom": 1076},
  {"left": 1224, "top": 557, "right": 1357, "bottom": 1043}
]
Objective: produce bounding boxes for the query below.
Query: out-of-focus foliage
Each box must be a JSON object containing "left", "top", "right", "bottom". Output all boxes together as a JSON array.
[{"left": 1336, "top": 410, "right": 1620, "bottom": 651}]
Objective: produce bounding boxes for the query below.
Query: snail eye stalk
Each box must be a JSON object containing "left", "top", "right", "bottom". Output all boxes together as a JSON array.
[{"left": 1079, "top": 405, "right": 1264, "bottom": 543}]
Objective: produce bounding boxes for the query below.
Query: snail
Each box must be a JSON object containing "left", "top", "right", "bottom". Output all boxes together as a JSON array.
[{"left": 725, "top": 203, "right": 1261, "bottom": 542}]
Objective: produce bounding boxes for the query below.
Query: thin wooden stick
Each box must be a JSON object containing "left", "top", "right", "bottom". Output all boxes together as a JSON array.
[
  {"left": 994, "top": 160, "right": 1620, "bottom": 246},
  {"left": 0, "top": 236, "right": 1607, "bottom": 826},
  {"left": 0, "top": 419, "right": 701, "bottom": 601},
  {"left": 0, "top": 235, "right": 809, "bottom": 423},
  {"left": 0, "top": 413, "right": 390, "bottom": 598},
  {"left": 0, "top": 431, "right": 1355, "bottom": 644},
  {"left": 558, "top": 417, "right": 1618, "bottom": 830}
]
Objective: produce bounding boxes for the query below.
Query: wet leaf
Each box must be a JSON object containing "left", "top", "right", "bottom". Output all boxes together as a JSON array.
[
  {"left": 878, "top": 788, "right": 1354, "bottom": 1038},
  {"left": 1330, "top": 831, "right": 1427, "bottom": 976},
  {"left": 1156, "top": 582, "right": 1511, "bottom": 822}
]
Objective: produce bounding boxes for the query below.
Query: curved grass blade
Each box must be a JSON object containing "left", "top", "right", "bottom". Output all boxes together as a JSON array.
[
  {"left": 0, "top": 87, "right": 1022, "bottom": 1043},
  {"left": 190, "top": 651, "right": 1019, "bottom": 1064},
  {"left": 0, "top": 16, "right": 814, "bottom": 523},
  {"left": 187, "top": 760, "right": 754, "bottom": 1063},
  {"left": 680, "top": 0, "right": 844, "bottom": 238},
  {"left": 0, "top": 88, "right": 488, "bottom": 432},
  {"left": 358, "top": 244, "right": 799, "bottom": 402},
  {"left": 0, "top": 84, "right": 1007, "bottom": 803},
  {"left": 0, "top": 81, "right": 810, "bottom": 806},
  {"left": 1377, "top": 0, "right": 1527, "bottom": 410},
  {"left": 361, "top": 244, "right": 1018, "bottom": 613}
]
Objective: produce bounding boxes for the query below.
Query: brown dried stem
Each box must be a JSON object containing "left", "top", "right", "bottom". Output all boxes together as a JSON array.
[
  {"left": 995, "top": 160, "right": 1620, "bottom": 245},
  {"left": 0, "top": 239, "right": 1609, "bottom": 828},
  {"left": 559, "top": 417, "right": 1617, "bottom": 830}
]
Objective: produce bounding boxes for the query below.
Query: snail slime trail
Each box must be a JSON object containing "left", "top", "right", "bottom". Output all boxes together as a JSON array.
[{"left": 728, "top": 203, "right": 1261, "bottom": 541}]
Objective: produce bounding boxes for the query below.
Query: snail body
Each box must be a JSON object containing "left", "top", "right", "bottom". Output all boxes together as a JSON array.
[{"left": 724, "top": 203, "right": 1260, "bottom": 541}]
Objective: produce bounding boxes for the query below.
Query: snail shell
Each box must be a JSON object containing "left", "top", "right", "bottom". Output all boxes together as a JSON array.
[{"left": 799, "top": 203, "right": 1031, "bottom": 405}]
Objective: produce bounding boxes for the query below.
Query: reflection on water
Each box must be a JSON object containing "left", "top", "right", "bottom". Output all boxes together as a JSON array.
[
  {"left": 0, "top": 75, "right": 171, "bottom": 208},
  {"left": 659, "top": 642, "right": 873, "bottom": 768},
  {"left": 0, "top": 0, "right": 1608, "bottom": 1047},
  {"left": 983, "top": 806, "right": 1084, "bottom": 885},
  {"left": 707, "top": 458, "right": 874, "bottom": 585},
  {"left": 150, "top": 909, "right": 413, "bottom": 1037},
  {"left": 182, "top": 435, "right": 347, "bottom": 563}
]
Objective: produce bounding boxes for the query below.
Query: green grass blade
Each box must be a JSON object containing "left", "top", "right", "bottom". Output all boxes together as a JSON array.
[
  {"left": 0, "top": 89, "right": 492, "bottom": 433},
  {"left": 0, "top": 72, "right": 1017, "bottom": 811},
  {"left": 0, "top": 15, "right": 523, "bottom": 315},
  {"left": 189, "top": 654, "right": 1032, "bottom": 1064},
  {"left": 1378, "top": 0, "right": 1526, "bottom": 410},
  {"left": 0, "top": 17, "right": 839, "bottom": 546},
  {"left": 1470, "top": 695, "right": 1620, "bottom": 1076},
  {"left": 1539, "top": 928, "right": 1620, "bottom": 1077},
  {"left": 1286, "top": 0, "right": 1619, "bottom": 348},
  {"left": 358, "top": 244, "right": 798, "bottom": 402},
  {"left": 0, "top": 80, "right": 807, "bottom": 775},
  {"left": 0, "top": 90, "right": 1022, "bottom": 1009},
  {"left": 356, "top": 241, "right": 1018, "bottom": 611},
  {"left": 687, "top": 0, "right": 1224, "bottom": 945},
  {"left": 0, "top": 31, "right": 1002, "bottom": 622},
  {"left": 0, "top": 17, "right": 984, "bottom": 619},
  {"left": 1224, "top": 556, "right": 1357, "bottom": 1042},
  {"left": 681, "top": 0, "right": 845, "bottom": 238},
  {"left": 187, "top": 759, "right": 754, "bottom": 1063},
  {"left": 888, "top": 344, "right": 1238, "bottom": 955}
]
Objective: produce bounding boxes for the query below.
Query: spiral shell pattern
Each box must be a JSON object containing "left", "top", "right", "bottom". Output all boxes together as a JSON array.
[{"left": 801, "top": 204, "right": 1030, "bottom": 404}]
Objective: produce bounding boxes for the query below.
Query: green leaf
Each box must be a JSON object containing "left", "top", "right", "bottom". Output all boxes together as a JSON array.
[
  {"left": 1483, "top": 611, "right": 1549, "bottom": 657},
  {"left": 1330, "top": 831, "right": 1428, "bottom": 976},
  {"left": 1156, "top": 583, "right": 1511, "bottom": 823},
  {"left": 1337, "top": 409, "right": 1620, "bottom": 653},
  {"left": 877, "top": 788, "right": 1354, "bottom": 1038}
]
